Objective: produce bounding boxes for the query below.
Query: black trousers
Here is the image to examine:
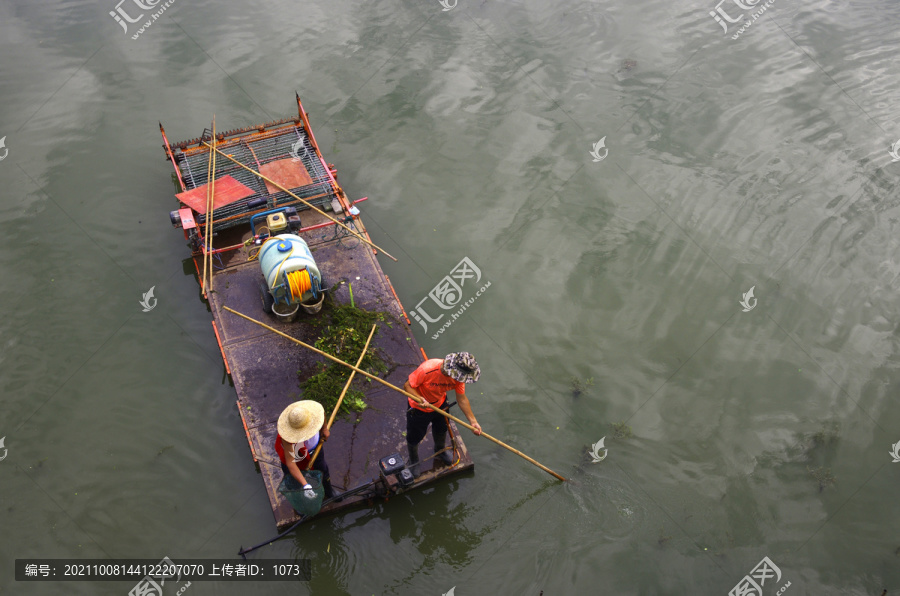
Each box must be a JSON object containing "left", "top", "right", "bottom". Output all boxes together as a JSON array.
[
  {"left": 280, "top": 444, "right": 331, "bottom": 488},
  {"left": 406, "top": 405, "right": 450, "bottom": 445}
]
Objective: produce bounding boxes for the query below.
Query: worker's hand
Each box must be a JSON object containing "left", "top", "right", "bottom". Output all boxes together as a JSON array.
[
  {"left": 303, "top": 484, "right": 316, "bottom": 499},
  {"left": 471, "top": 421, "right": 482, "bottom": 436},
  {"left": 321, "top": 427, "right": 330, "bottom": 441}
]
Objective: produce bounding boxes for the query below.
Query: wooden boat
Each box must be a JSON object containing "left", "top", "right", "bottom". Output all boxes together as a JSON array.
[{"left": 160, "top": 94, "right": 473, "bottom": 530}]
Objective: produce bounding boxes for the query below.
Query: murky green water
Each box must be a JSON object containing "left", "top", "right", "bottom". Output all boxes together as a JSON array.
[{"left": 2, "top": 0, "right": 900, "bottom": 594}]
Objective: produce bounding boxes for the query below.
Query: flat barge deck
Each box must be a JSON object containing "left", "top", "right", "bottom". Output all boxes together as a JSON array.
[{"left": 160, "top": 96, "right": 473, "bottom": 530}]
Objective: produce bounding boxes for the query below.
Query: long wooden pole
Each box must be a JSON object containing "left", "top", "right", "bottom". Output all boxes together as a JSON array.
[
  {"left": 308, "top": 324, "right": 377, "bottom": 467},
  {"left": 201, "top": 124, "right": 211, "bottom": 296},
  {"left": 201, "top": 117, "right": 216, "bottom": 298},
  {"left": 201, "top": 141, "right": 398, "bottom": 262},
  {"left": 208, "top": 119, "right": 217, "bottom": 293},
  {"left": 223, "top": 306, "right": 566, "bottom": 482}
]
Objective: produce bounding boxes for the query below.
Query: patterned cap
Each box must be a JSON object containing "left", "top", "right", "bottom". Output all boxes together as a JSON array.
[{"left": 441, "top": 352, "right": 481, "bottom": 383}]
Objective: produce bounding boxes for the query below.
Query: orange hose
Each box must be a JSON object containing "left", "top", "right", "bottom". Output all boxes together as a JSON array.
[{"left": 287, "top": 269, "right": 312, "bottom": 301}]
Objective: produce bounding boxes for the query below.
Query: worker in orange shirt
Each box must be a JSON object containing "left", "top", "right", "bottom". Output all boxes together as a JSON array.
[{"left": 403, "top": 352, "right": 481, "bottom": 474}]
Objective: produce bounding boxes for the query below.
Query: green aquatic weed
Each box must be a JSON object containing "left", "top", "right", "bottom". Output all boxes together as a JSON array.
[
  {"left": 299, "top": 300, "right": 387, "bottom": 417},
  {"left": 611, "top": 421, "right": 633, "bottom": 440}
]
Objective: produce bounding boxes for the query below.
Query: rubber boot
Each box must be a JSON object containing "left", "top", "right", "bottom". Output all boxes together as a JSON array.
[
  {"left": 433, "top": 431, "right": 453, "bottom": 465},
  {"left": 407, "top": 442, "right": 420, "bottom": 476},
  {"left": 322, "top": 475, "right": 343, "bottom": 503}
]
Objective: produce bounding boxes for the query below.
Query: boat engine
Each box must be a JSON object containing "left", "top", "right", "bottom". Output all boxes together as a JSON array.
[{"left": 379, "top": 453, "right": 415, "bottom": 490}]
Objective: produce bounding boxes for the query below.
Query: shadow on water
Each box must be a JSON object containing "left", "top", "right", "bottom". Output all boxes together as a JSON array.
[{"left": 282, "top": 476, "right": 560, "bottom": 595}]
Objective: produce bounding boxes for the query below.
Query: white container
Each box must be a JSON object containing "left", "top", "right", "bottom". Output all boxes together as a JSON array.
[{"left": 258, "top": 234, "right": 321, "bottom": 303}]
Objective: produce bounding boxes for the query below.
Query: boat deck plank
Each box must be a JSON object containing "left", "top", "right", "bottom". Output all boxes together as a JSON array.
[{"left": 204, "top": 211, "right": 473, "bottom": 530}]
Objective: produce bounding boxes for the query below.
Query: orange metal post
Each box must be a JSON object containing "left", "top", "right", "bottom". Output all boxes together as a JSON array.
[
  {"left": 296, "top": 94, "right": 351, "bottom": 210},
  {"left": 237, "top": 400, "right": 258, "bottom": 463},
  {"left": 294, "top": 93, "right": 381, "bottom": 255},
  {"left": 211, "top": 321, "right": 231, "bottom": 375},
  {"left": 191, "top": 256, "right": 202, "bottom": 282},
  {"left": 384, "top": 275, "right": 411, "bottom": 326},
  {"left": 296, "top": 93, "right": 321, "bottom": 155},
  {"left": 160, "top": 122, "right": 187, "bottom": 192}
]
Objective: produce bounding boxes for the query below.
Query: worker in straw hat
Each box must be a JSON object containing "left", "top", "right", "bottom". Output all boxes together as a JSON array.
[
  {"left": 403, "top": 352, "right": 481, "bottom": 474},
  {"left": 275, "top": 400, "right": 339, "bottom": 500}
]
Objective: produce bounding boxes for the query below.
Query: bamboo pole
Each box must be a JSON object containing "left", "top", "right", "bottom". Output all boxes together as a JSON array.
[
  {"left": 223, "top": 306, "right": 566, "bottom": 482},
  {"left": 209, "top": 122, "right": 218, "bottom": 292},
  {"left": 200, "top": 124, "right": 211, "bottom": 296},
  {"left": 200, "top": 141, "right": 398, "bottom": 262},
  {"left": 308, "top": 324, "right": 377, "bottom": 467},
  {"left": 201, "top": 117, "right": 216, "bottom": 298}
]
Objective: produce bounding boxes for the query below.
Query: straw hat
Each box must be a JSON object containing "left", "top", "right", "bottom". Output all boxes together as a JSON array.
[
  {"left": 441, "top": 352, "right": 481, "bottom": 383},
  {"left": 277, "top": 400, "right": 325, "bottom": 443}
]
